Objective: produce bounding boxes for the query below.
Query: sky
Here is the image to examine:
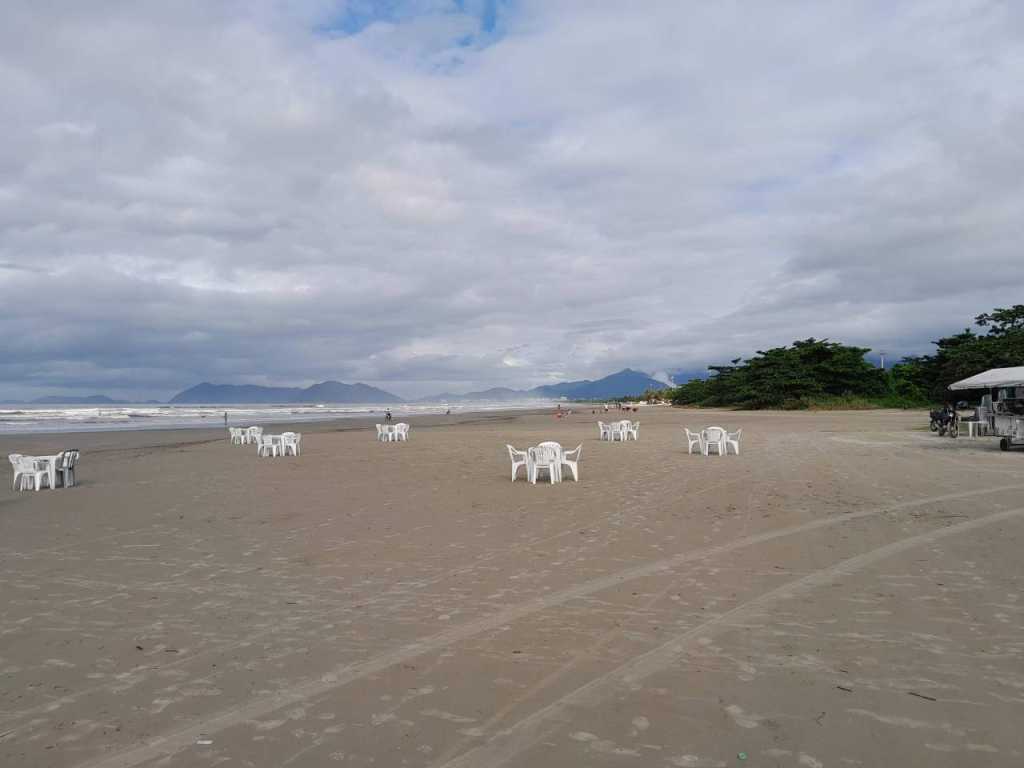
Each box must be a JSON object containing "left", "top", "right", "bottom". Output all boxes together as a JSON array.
[{"left": 2, "top": 1, "right": 1023, "bottom": 401}]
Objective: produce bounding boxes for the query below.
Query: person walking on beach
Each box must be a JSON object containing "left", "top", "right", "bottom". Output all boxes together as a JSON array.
[
  {"left": 224, "top": 411, "right": 228, "bottom": 427},
  {"left": 385, "top": 409, "right": 392, "bottom": 423}
]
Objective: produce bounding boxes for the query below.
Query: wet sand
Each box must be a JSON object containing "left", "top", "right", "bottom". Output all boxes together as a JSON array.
[{"left": 1, "top": 407, "right": 1023, "bottom": 767}]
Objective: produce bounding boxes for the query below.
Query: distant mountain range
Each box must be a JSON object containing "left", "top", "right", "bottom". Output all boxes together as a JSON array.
[
  {"left": 423, "top": 369, "right": 669, "bottom": 402},
  {"left": 10, "top": 369, "right": 671, "bottom": 406},
  {"left": 168, "top": 380, "right": 403, "bottom": 404}
]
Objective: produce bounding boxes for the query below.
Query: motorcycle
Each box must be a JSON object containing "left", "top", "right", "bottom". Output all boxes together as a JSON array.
[{"left": 929, "top": 407, "right": 958, "bottom": 438}]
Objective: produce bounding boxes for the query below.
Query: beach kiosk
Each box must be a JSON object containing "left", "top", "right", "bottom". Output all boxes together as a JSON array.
[{"left": 949, "top": 366, "right": 1024, "bottom": 451}]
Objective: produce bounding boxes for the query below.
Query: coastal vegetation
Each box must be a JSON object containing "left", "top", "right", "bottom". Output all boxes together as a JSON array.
[{"left": 661, "top": 305, "right": 1024, "bottom": 410}]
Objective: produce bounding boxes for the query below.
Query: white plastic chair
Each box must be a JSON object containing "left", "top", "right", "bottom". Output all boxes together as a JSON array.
[
  {"left": 12, "top": 456, "right": 36, "bottom": 491},
  {"left": 246, "top": 426, "right": 263, "bottom": 445},
  {"left": 9, "top": 454, "right": 26, "bottom": 490},
  {"left": 627, "top": 421, "right": 640, "bottom": 441},
  {"left": 561, "top": 444, "right": 582, "bottom": 481},
  {"left": 507, "top": 445, "right": 529, "bottom": 482},
  {"left": 257, "top": 435, "right": 280, "bottom": 457},
  {"left": 726, "top": 428, "right": 742, "bottom": 455},
  {"left": 529, "top": 443, "right": 562, "bottom": 484},
  {"left": 376, "top": 424, "right": 386, "bottom": 442},
  {"left": 609, "top": 421, "right": 628, "bottom": 441},
  {"left": 282, "top": 433, "right": 301, "bottom": 456},
  {"left": 57, "top": 449, "right": 79, "bottom": 487},
  {"left": 702, "top": 426, "right": 727, "bottom": 457},
  {"left": 684, "top": 428, "right": 703, "bottom": 454},
  {"left": 597, "top": 421, "right": 611, "bottom": 440},
  {"left": 229, "top": 427, "right": 244, "bottom": 445},
  {"left": 394, "top": 423, "right": 409, "bottom": 441},
  {"left": 12, "top": 456, "right": 50, "bottom": 491}
]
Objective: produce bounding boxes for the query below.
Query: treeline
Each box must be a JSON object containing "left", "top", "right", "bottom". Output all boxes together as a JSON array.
[
  {"left": 660, "top": 305, "right": 1024, "bottom": 410},
  {"left": 898, "top": 305, "right": 1024, "bottom": 402}
]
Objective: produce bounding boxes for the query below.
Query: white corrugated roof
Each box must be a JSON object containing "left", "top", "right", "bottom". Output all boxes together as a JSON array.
[{"left": 949, "top": 366, "right": 1024, "bottom": 390}]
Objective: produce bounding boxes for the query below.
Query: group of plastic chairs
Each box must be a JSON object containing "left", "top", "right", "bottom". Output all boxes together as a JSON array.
[
  {"left": 597, "top": 420, "right": 639, "bottom": 441},
  {"left": 376, "top": 423, "right": 410, "bottom": 442},
  {"left": 8, "top": 449, "right": 80, "bottom": 491},
  {"left": 256, "top": 432, "right": 302, "bottom": 457},
  {"left": 229, "top": 426, "right": 301, "bottom": 457},
  {"left": 684, "top": 426, "right": 741, "bottom": 456},
  {"left": 229, "top": 426, "right": 264, "bottom": 444},
  {"left": 507, "top": 442, "right": 582, "bottom": 484}
]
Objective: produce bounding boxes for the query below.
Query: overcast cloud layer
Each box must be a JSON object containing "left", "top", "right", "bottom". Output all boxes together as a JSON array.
[{"left": 2, "top": 1, "right": 1023, "bottom": 400}]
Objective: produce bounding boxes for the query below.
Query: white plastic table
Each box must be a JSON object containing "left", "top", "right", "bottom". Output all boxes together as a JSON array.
[{"left": 964, "top": 421, "right": 988, "bottom": 438}]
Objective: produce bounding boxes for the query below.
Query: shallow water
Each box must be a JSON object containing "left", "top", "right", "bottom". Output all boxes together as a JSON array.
[{"left": 0, "top": 400, "right": 557, "bottom": 434}]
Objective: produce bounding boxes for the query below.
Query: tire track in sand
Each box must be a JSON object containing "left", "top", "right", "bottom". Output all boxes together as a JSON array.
[
  {"left": 72, "top": 483, "right": 1024, "bottom": 768},
  {"left": 436, "top": 504, "right": 1024, "bottom": 768}
]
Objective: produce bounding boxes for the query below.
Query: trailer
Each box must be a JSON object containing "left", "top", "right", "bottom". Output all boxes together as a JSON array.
[{"left": 949, "top": 366, "right": 1024, "bottom": 451}]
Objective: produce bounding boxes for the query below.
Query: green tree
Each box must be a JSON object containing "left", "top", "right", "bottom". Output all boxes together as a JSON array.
[{"left": 898, "top": 306, "right": 1024, "bottom": 400}]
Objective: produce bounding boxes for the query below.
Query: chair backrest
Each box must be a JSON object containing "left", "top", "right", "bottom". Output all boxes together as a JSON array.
[
  {"left": 703, "top": 426, "right": 725, "bottom": 441},
  {"left": 535, "top": 442, "right": 561, "bottom": 463}
]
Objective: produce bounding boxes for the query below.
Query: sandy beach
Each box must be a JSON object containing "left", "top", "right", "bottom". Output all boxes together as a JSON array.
[{"left": 2, "top": 407, "right": 1023, "bottom": 768}]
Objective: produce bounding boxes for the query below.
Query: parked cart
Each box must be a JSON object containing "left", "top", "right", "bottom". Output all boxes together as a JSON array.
[{"left": 949, "top": 367, "right": 1024, "bottom": 451}]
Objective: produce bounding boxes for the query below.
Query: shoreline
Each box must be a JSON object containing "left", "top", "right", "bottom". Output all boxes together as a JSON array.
[
  {"left": 0, "top": 401, "right": 568, "bottom": 438},
  {"left": 0, "top": 406, "right": 563, "bottom": 455}
]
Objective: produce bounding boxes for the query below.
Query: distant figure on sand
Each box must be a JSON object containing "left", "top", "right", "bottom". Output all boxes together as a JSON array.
[
  {"left": 224, "top": 411, "right": 227, "bottom": 427},
  {"left": 385, "top": 409, "right": 392, "bottom": 423}
]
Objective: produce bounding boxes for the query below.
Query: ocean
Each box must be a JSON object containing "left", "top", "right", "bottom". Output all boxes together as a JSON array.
[{"left": 0, "top": 400, "right": 559, "bottom": 435}]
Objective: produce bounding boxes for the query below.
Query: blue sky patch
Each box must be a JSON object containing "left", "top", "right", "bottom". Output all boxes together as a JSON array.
[{"left": 316, "top": 0, "right": 512, "bottom": 45}]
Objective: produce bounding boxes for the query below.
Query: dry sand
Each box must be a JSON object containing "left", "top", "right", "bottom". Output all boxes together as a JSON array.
[{"left": 1, "top": 407, "right": 1023, "bottom": 768}]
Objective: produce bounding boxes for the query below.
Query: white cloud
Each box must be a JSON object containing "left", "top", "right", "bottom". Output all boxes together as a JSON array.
[{"left": 1, "top": 0, "right": 1022, "bottom": 399}]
